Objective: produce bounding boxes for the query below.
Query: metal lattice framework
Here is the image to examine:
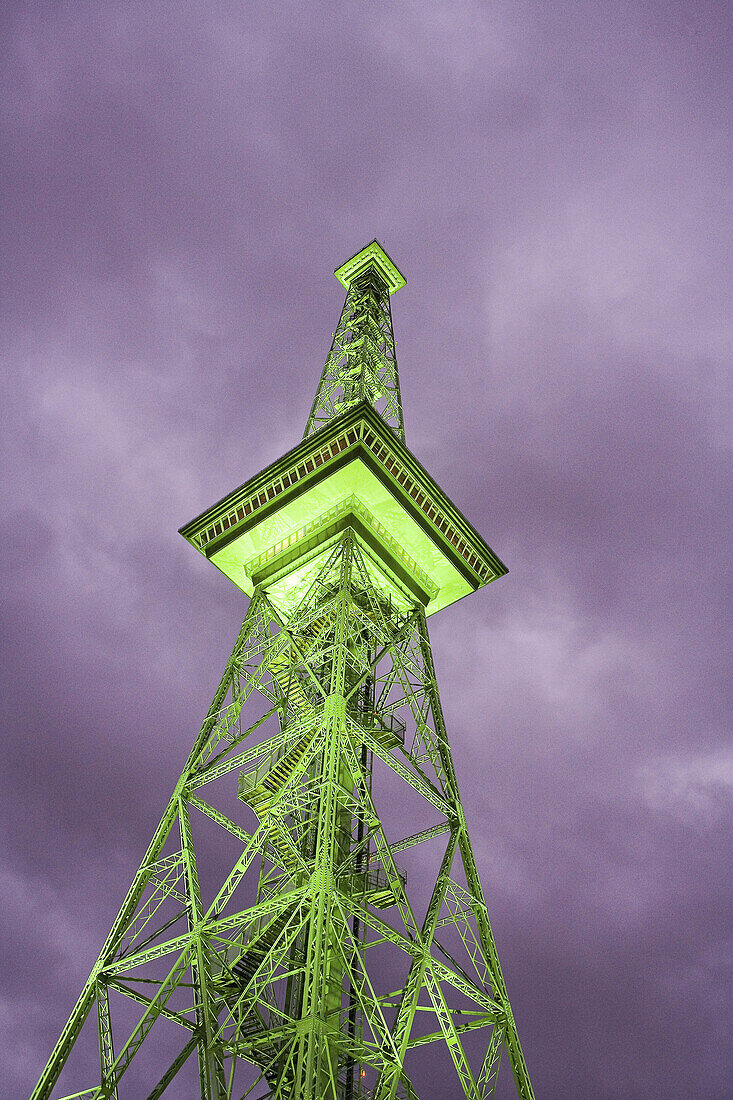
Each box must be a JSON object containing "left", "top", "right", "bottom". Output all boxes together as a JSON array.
[
  {"left": 305, "top": 257, "right": 404, "bottom": 441},
  {"left": 31, "top": 242, "right": 535, "bottom": 1100}
]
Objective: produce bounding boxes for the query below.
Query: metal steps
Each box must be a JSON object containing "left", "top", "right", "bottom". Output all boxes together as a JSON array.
[
  {"left": 238, "top": 730, "right": 315, "bottom": 815},
  {"left": 218, "top": 907, "right": 300, "bottom": 1091}
]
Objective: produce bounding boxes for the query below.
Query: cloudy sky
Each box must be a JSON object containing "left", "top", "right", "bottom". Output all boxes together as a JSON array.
[{"left": 1, "top": 1, "right": 730, "bottom": 1097}]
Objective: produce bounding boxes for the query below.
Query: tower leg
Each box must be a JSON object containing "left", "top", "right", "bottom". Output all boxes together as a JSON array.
[
  {"left": 292, "top": 546, "right": 354, "bottom": 1100},
  {"left": 418, "top": 615, "right": 536, "bottom": 1100},
  {"left": 179, "top": 798, "right": 227, "bottom": 1098},
  {"left": 96, "top": 981, "right": 118, "bottom": 1100},
  {"left": 29, "top": 605, "right": 262, "bottom": 1100}
]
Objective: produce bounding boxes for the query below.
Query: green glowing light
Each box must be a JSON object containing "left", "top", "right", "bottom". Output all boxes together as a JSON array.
[{"left": 180, "top": 404, "right": 506, "bottom": 617}]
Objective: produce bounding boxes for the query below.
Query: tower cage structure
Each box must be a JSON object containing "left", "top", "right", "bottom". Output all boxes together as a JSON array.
[{"left": 31, "top": 241, "right": 535, "bottom": 1100}]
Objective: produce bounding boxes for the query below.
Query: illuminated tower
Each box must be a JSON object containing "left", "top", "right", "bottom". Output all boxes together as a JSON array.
[{"left": 32, "top": 242, "right": 535, "bottom": 1099}]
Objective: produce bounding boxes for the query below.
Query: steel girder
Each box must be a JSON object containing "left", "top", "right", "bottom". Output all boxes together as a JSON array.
[{"left": 31, "top": 536, "right": 534, "bottom": 1100}]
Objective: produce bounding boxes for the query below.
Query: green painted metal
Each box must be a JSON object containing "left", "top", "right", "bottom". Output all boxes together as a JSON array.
[
  {"left": 307, "top": 241, "right": 405, "bottom": 439},
  {"left": 31, "top": 245, "right": 535, "bottom": 1099},
  {"left": 178, "top": 401, "right": 507, "bottom": 618}
]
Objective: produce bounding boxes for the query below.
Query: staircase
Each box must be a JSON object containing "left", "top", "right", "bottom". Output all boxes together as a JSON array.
[
  {"left": 229, "top": 584, "right": 410, "bottom": 1087},
  {"left": 237, "top": 606, "right": 336, "bottom": 866},
  {"left": 268, "top": 604, "right": 338, "bottom": 718},
  {"left": 359, "top": 709, "right": 406, "bottom": 751},
  {"left": 238, "top": 731, "right": 316, "bottom": 816},
  {"left": 217, "top": 905, "right": 301, "bottom": 1092},
  {"left": 345, "top": 863, "right": 407, "bottom": 910}
]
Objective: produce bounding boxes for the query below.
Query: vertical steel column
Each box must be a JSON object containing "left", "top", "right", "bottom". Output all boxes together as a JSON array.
[
  {"left": 179, "top": 797, "right": 227, "bottom": 1099},
  {"left": 29, "top": 604, "right": 260, "bottom": 1100},
  {"left": 292, "top": 537, "right": 355, "bottom": 1099},
  {"left": 417, "top": 613, "right": 536, "bottom": 1100},
  {"left": 96, "top": 981, "right": 118, "bottom": 1100}
]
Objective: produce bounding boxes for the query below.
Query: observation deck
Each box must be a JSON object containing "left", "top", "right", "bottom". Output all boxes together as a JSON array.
[{"left": 179, "top": 403, "right": 507, "bottom": 617}]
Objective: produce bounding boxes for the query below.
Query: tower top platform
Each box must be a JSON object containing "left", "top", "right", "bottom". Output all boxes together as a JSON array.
[
  {"left": 179, "top": 404, "right": 506, "bottom": 618},
  {"left": 334, "top": 239, "right": 406, "bottom": 295}
]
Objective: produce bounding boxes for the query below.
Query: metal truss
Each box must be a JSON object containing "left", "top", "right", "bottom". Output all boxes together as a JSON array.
[
  {"left": 31, "top": 242, "right": 534, "bottom": 1098},
  {"left": 31, "top": 534, "right": 534, "bottom": 1100},
  {"left": 304, "top": 269, "right": 404, "bottom": 441}
]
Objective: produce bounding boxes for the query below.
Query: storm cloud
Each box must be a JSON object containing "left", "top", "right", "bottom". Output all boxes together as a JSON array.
[{"left": 1, "top": 2, "right": 730, "bottom": 1096}]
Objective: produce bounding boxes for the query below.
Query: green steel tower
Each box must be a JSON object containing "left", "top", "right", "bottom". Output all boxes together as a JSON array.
[{"left": 32, "top": 242, "right": 535, "bottom": 1100}]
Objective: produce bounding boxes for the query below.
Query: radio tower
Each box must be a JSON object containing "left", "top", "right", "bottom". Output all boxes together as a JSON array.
[{"left": 32, "top": 242, "right": 535, "bottom": 1100}]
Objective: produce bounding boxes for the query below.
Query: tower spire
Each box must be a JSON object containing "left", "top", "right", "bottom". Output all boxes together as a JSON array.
[{"left": 304, "top": 240, "right": 406, "bottom": 441}]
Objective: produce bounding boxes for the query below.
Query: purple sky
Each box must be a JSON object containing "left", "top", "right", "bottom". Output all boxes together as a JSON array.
[{"left": 1, "top": 2, "right": 731, "bottom": 1097}]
